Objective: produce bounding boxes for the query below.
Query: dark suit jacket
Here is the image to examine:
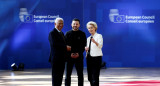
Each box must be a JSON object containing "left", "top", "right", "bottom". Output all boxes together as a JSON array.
[{"left": 48, "top": 28, "right": 67, "bottom": 64}]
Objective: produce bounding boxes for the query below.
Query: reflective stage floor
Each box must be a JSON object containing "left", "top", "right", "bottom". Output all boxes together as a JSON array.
[{"left": 0, "top": 68, "right": 160, "bottom": 86}]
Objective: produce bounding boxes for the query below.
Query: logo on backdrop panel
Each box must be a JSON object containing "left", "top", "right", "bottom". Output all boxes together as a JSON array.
[
  {"left": 109, "top": 9, "right": 155, "bottom": 24},
  {"left": 19, "top": 8, "right": 59, "bottom": 23}
]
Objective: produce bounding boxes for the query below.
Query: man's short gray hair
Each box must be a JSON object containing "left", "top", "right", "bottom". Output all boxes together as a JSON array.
[{"left": 55, "top": 17, "right": 64, "bottom": 24}]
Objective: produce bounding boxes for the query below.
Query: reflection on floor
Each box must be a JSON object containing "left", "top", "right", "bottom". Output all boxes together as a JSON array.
[
  {"left": 101, "top": 80, "right": 160, "bottom": 86},
  {"left": 0, "top": 68, "right": 160, "bottom": 86}
]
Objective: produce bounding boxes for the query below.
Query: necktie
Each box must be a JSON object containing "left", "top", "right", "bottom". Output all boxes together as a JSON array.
[
  {"left": 88, "top": 36, "right": 93, "bottom": 55},
  {"left": 59, "top": 32, "right": 65, "bottom": 42}
]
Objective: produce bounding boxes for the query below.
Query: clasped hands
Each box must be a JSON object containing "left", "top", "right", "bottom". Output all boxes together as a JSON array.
[
  {"left": 71, "top": 53, "right": 79, "bottom": 59},
  {"left": 67, "top": 45, "right": 79, "bottom": 59}
]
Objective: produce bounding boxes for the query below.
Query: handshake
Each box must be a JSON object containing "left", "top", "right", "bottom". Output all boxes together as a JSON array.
[{"left": 67, "top": 45, "right": 71, "bottom": 51}]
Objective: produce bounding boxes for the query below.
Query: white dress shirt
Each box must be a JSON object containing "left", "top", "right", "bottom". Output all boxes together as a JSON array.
[
  {"left": 86, "top": 32, "right": 103, "bottom": 57},
  {"left": 55, "top": 28, "right": 61, "bottom": 32}
]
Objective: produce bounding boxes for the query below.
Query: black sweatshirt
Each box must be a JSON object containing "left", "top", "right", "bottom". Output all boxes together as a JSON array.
[{"left": 65, "top": 30, "right": 86, "bottom": 56}]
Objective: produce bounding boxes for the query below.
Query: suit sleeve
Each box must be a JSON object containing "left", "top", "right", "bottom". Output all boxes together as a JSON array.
[
  {"left": 49, "top": 32, "right": 67, "bottom": 55},
  {"left": 64, "top": 32, "right": 71, "bottom": 46},
  {"left": 97, "top": 34, "right": 103, "bottom": 49}
]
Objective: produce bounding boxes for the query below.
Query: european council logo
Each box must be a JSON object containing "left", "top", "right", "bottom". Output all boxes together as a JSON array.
[
  {"left": 109, "top": 9, "right": 125, "bottom": 23},
  {"left": 19, "top": 8, "right": 33, "bottom": 23},
  {"left": 23, "top": 14, "right": 33, "bottom": 23}
]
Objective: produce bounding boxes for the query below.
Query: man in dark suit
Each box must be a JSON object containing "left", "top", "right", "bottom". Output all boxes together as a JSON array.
[{"left": 48, "top": 17, "right": 71, "bottom": 86}]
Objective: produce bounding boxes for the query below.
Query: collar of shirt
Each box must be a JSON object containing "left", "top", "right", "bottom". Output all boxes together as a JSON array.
[
  {"left": 90, "top": 32, "right": 97, "bottom": 38},
  {"left": 72, "top": 29, "right": 79, "bottom": 32},
  {"left": 55, "top": 28, "right": 61, "bottom": 32}
]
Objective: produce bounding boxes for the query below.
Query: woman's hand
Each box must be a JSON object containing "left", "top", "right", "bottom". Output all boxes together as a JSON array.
[
  {"left": 85, "top": 47, "right": 89, "bottom": 52},
  {"left": 91, "top": 38, "right": 99, "bottom": 46}
]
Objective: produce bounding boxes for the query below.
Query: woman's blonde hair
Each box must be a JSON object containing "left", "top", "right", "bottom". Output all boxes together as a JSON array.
[{"left": 86, "top": 21, "right": 98, "bottom": 31}]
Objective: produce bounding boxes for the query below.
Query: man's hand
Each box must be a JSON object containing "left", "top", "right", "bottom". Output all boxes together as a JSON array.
[
  {"left": 71, "top": 53, "right": 79, "bottom": 59},
  {"left": 67, "top": 45, "right": 71, "bottom": 51}
]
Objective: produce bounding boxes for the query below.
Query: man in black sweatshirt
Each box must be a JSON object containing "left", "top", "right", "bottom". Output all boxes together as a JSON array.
[{"left": 65, "top": 18, "right": 86, "bottom": 86}]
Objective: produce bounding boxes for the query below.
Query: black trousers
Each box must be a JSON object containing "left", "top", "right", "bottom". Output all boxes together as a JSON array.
[
  {"left": 52, "top": 59, "right": 65, "bottom": 86},
  {"left": 87, "top": 56, "right": 102, "bottom": 86},
  {"left": 65, "top": 57, "right": 84, "bottom": 86}
]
